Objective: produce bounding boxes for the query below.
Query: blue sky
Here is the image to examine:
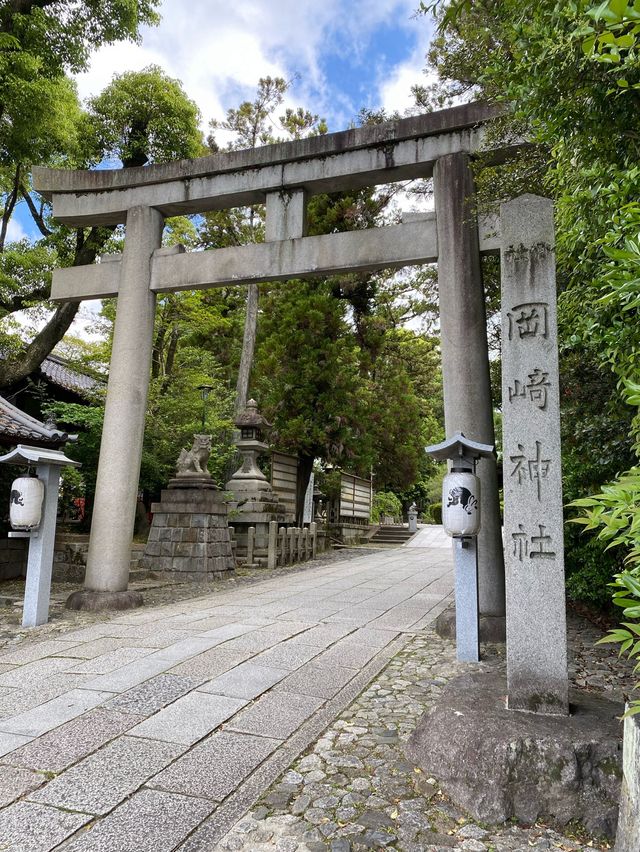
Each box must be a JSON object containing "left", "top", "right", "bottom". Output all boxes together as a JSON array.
[
  {"left": 8, "top": 1, "right": 436, "bottom": 338},
  {"left": 10, "top": 0, "right": 435, "bottom": 245},
  {"left": 73, "top": 0, "right": 434, "bottom": 136}
]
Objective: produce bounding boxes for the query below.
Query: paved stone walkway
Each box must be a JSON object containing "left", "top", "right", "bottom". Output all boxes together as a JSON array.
[{"left": 0, "top": 537, "right": 454, "bottom": 851}]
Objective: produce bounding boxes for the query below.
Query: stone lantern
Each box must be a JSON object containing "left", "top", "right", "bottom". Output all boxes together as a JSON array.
[
  {"left": 0, "top": 444, "right": 80, "bottom": 627},
  {"left": 226, "top": 400, "right": 289, "bottom": 565},
  {"left": 230, "top": 399, "right": 272, "bottom": 490}
]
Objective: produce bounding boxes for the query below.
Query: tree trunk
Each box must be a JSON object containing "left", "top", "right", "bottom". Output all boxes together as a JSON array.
[
  {"left": 296, "top": 453, "right": 314, "bottom": 526},
  {"left": 0, "top": 224, "right": 113, "bottom": 390},
  {"left": 0, "top": 301, "right": 79, "bottom": 387},
  {"left": 234, "top": 282, "right": 259, "bottom": 415}
]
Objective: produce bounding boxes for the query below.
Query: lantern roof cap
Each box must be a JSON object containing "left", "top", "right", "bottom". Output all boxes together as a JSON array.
[
  {"left": 234, "top": 399, "right": 272, "bottom": 430},
  {"left": 425, "top": 432, "right": 494, "bottom": 462},
  {"left": 0, "top": 444, "right": 81, "bottom": 467}
]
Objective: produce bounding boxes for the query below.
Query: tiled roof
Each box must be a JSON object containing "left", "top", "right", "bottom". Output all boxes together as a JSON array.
[
  {"left": 40, "top": 355, "right": 103, "bottom": 397},
  {"left": 0, "top": 396, "right": 75, "bottom": 447}
]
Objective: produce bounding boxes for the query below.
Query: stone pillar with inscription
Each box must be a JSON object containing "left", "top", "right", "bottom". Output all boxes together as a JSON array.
[{"left": 501, "top": 194, "right": 568, "bottom": 715}]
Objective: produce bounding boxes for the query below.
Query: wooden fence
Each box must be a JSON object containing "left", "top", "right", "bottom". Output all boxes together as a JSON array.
[
  {"left": 338, "top": 472, "right": 372, "bottom": 524},
  {"left": 270, "top": 451, "right": 298, "bottom": 519},
  {"left": 241, "top": 521, "right": 320, "bottom": 569}
]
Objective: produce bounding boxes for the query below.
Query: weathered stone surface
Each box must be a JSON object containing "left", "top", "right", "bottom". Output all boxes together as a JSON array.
[
  {"left": 199, "top": 661, "right": 288, "bottom": 699},
  {"left": 60, "top": 788, "right": 214, "bottom": 851},
  {"left": 500, "top": 194, "right": 568, "bottom": 715},
  {"left": 29, "top": 735, "right": 183, "bottom": 815},
  {"left": 615, "top": 711, "right": 640, "bottom": 852},
  {"left": 127, "top": 690, "right": 246, "bottom": 744},
  {"left": 406, "top": 672, "right": 623, "bottom": 838},
  {"left": 0, "top": 731, "right": 32, "bottom": 758},
  {"left": 274, "top": 663, "right": 359, "bottom": 699},
  {"left": 66, "top": 589, "right": 143, "bottom": 611},
  {"left": 0, "top": 687, "right": 114, "bottom": 737},
  {"left": 149, "top": 730, "right": 279, "bottom": 800},
  {"left": 2, "top": 707, "right": 143, "bottom": 772},
  {"left": 227, "top": 691, "right": 323, "bottom": 739},
  {"left": 435, "top": 606, "right": 506, "bottom": 643},
  {"left": 434, "top": 151, "right": 505, "bottom": 621},
  {"left": 0, "top": 764, "right": 45, "bottom": 806},
  {"left": 102, "top": 673, "right": 200, "bottom": 716},
  {"left": 141, "top": 484, "right": 234, "bottom": 577},
  {"left": 0, "top": 801, "right": 90, "bottom": 851}
]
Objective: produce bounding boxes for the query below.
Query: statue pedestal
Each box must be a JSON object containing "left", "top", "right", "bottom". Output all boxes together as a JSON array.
[
  {"left": 226, "top": 468, "right": 292, "bottom": 567},
  {"left": 141, "top": 479, "right": 234, "bottom": 579}
]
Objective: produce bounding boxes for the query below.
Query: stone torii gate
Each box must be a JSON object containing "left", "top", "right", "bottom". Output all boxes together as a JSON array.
[{"left": 33, "top": 101, "right": 508, "bottom": 621}]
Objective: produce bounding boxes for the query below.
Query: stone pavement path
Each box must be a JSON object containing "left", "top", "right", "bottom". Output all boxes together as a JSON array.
[{"left": 0, "top": 539, "right": 453, "bottom": 851}]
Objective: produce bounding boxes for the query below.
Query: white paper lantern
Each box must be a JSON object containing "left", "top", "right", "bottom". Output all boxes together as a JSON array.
[
  {"left": 442, "top": 471, "right": 480, "bottom": 537},
  {"left": 9, "top": 475, "right": 44, "bottom": 530}
]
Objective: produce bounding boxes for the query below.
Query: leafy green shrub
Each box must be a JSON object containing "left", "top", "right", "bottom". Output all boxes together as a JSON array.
[
  {"left": 571, "top": 468, "right": 640, "bottom": 714},
  {"left": 429, "top": 502, "right": 442, "bottom": 524},
  {"left": 371, "top": 491, "right": 402, "bottom": 524},
  {"left": 564, "top": 523, "right": 624, "bottom": 609}
]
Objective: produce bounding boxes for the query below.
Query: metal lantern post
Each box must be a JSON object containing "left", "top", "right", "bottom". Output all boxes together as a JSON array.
[
  {"left": 426, "top": 433, "right": 495, "bottom": 662},
  {"left": 197, "top": 384, "right": 214, "bottom": 432},
  {"left": 0, "top": 444, "right": 80, "bottom": 628}
]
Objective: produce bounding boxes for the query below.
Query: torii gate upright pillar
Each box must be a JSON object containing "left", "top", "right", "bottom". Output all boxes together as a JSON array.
[
  {"left": 434, "top": 152, "right": 506, "bottom": 632},
  {"left": 67, "top": 206, "right": 163, "bottom": 610}
]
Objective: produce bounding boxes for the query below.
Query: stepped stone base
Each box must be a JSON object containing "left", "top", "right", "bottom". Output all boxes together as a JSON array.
[
  {"left": 435, "top": 606, "right": 506, "bottom": 643},
  {"left": 141, "top": 483, "right": 234, "bottom": 579},
  {"left": 406, "top": 671, "right": 623, "bottom": 839},
  {"left": 66, "top": 589, "right": 143, "bottom": 611}
]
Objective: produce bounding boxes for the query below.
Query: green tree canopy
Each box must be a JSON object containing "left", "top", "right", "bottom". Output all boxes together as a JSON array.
[{"left": 87, "top": 65, "right": 204, "bottom": 167}]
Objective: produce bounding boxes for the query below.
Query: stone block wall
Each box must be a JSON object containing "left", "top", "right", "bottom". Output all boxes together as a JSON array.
[
  {"left": 143, "top": 515, "right": 232, "bottom": 576},
  {"left": 0, "top": 538, "right": 27, "bottom": 580},
  {"left": 140, "top": 486, "right": 234, "bottom": 579}
]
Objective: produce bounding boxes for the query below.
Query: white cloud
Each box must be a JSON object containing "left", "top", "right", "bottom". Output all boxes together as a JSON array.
[
  {"left": 5, "top": 214, "right": 28, "bottom": 243},
  {"left": 378, "top": 18, "right": 435, "bottom": 116},
  {"left": 72, "top": 0, "right": 433, "bottom": 134}
]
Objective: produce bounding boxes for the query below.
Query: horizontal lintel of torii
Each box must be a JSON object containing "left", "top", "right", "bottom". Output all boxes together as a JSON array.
[
  {"left": 49, "top": 214, "right": 500, "bottom": 302},
  {"left": 32, "top": 102, "right": 520, "bottom": 227}
]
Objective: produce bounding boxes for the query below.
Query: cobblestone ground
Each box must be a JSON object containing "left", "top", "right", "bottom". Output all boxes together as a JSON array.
[{"left": 217, "top": 613, "right": 634, "bottom": 852}]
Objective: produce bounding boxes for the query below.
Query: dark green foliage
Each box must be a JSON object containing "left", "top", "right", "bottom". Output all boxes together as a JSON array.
[
  {"left": 87, "top": 66, "right": 204, "bottom": 167},
  {"left": 422, "top": 0, "right": 640, "bottom": 606}
]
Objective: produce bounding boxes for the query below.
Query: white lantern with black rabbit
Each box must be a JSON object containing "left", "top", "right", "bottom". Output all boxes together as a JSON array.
[
  {"left": 442, "top": 469, "right": 481, "bottom": 537},
  {"left": 9, "top": 475, "right": 45, "bottom": 531}
]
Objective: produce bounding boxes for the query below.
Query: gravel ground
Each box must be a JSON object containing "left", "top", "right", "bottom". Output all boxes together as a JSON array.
[{"left": 215, "top": 611, "right": 636, "bottom": 852}]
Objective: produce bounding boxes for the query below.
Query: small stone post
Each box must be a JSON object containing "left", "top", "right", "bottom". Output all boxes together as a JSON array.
[
  {"left": 267, "top": 520, "right": 277, "bottom": 569},
  {"left": 501, "top": 194, "right": 568, "bottom": 715},
  {"left": 246, "top": 526, "right": 255, "bottom": 567},
  {"left": 279, "top": 526, "right": 286, "bottom": 565},
  {"left": 290, "top": 528, "right": 297, "bottom": 562},
  {"left": 434, "top": 153, "right": 505, "bottom": 626},
  {"left": 310, "top": 521, "right": 317, "bottom": 559}
]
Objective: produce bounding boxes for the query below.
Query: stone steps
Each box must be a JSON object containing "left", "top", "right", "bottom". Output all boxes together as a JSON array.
[{"left": 369, "top": 526, "right": 416, "bottom": 545}]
